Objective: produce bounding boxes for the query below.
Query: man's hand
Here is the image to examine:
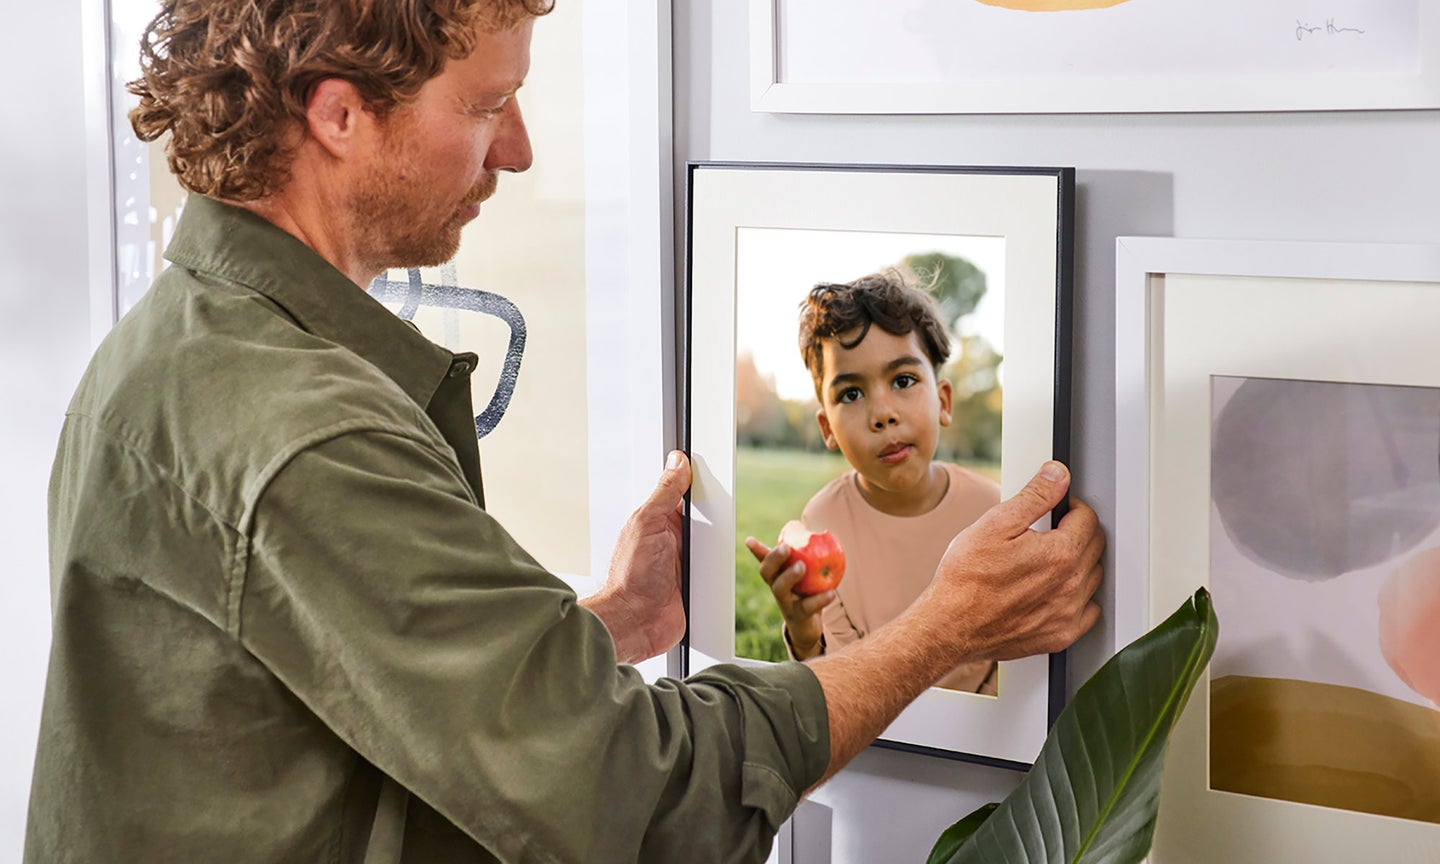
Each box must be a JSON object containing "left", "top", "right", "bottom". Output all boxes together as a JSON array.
[
  {"left": 806, "top": 460, "right": 1104, "bottom": 788},
  {"left": 582, "top": 450, "right": 691, "bottom": 664},
  {"left": 745, "top": 537, "right": 835, "bottom": 660},
  {"left": 927, "top": 460, "right": 1104, "bottom": 663}
]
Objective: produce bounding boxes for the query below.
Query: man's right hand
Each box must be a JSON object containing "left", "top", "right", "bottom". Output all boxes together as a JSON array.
[
  {"left": 927, "top": 460, "right": 1104, "bottom": 663},
  {"left": 804, "top": 459, "right": 1104, "bottom": 789}
]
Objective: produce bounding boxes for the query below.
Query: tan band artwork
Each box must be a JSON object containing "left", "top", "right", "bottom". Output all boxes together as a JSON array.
[{"left": 975, "top": 0, "right": 1133, "bottom": 9}]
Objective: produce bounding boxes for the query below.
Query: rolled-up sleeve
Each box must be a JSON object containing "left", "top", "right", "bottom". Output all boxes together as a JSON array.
[{"left": 235, "top": 423, "right": 830, "bottom": 863}]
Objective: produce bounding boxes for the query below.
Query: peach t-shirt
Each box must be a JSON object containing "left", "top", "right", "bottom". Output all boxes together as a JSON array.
[{"left": 799, "top": 462, "right": 1001, "bottom": 693}]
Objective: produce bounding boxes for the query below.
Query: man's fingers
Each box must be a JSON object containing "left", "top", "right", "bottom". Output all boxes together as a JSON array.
[
  {"left": 1054, "top": 495, "right": 1100, "bottom": 546},
  {"left": 1079, "top": 528, "right": 1105, "bottom": 582},
  {"left": 1073, "top": 600, "right": 1102, "bottom": 640},
  {"left": 642, "top": 450, "right": 692, "bottom": 513},
  {"left": 1053, "top": 497, "right": 1104, "bottom": 603},
  {"left": 985, "top": 460, "right": 1071, "bottom": 537}
]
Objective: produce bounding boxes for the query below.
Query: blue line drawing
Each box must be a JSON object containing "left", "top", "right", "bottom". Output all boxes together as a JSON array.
[{"left": 368, "top": 268, "right": 527, "bottom": 440}]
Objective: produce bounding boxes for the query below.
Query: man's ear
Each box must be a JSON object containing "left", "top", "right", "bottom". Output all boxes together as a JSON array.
[
  {"left": 816, "top": 408, "right": 840, "bottom": 451},
  {"left": 304, "top": 78, "right": 371, "bottom": 158},
  {"left": 936, "top": 377, "right": 953, "bottom": 427}
]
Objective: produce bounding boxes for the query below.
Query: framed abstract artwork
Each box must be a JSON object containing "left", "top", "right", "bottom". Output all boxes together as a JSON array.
[
  {"left": 750, "top": 0, "right": 1440, "bottom": 114},
  {"left": 683, "top": 162, "right": 1074, "bottom": 767},
  {"left": 1115, "top": 237, "right": 1440, "bottom": 862}
]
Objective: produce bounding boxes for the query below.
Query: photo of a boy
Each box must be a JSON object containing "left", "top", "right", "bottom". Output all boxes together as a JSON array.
[{"left": 747, "top": 270, "right": 1001, "bottom": 694}]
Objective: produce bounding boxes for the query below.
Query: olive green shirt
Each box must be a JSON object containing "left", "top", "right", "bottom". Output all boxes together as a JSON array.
[{"left": 26, "top": 195, "right": 829, "bottom": 863}]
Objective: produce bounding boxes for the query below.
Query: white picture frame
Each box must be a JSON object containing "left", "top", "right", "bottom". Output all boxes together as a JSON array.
[
  {"left": 750, "top": 0, "right": 1440, "bottom": 114},
  {"left": 684, "top": 162, "right": 1074, "bottom": 767},
  {"left": 1114, "top": 236, "right": 1440, "bottom": 862}
]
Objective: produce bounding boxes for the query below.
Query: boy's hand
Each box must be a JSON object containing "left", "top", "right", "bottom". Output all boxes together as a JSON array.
[{"left": 746, "top": 537, "right": 836, "bottom": 661}]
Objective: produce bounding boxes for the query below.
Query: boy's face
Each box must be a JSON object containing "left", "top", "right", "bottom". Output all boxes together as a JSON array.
[{"left": 814, "top": 327, "right": 953, "bottom": 501}]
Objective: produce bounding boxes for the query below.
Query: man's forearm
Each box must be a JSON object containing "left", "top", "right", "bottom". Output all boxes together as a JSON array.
[
  {"left": 799, "top": 461, "right": 1106, "bottom": 789},
  {"left": 803, "top": 593, "right": 966, "bottom": 787},
  {"left": 579, "top": 587, "right": 651, "bottom": 665}
]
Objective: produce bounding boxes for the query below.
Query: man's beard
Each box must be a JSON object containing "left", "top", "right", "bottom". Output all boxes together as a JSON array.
[{"left": 349, "top": 166, "right": 499, "bottom": 275}]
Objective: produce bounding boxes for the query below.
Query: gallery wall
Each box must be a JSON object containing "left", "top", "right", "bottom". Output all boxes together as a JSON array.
[
  {"left": 671, "top": 2, "right": 1440, "bottom": 861},
  {"left": 5, "top": 0, "right": 1440, "bottom": 861}
]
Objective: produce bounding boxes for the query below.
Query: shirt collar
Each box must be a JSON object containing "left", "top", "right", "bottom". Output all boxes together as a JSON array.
[{"left": 163, "top": 194, "right": 457, "bottom": 409}]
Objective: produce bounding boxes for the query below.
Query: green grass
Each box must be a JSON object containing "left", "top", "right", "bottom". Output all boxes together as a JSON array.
[{"left": 733, "top": 446, "right": 850, "bottom": 663}]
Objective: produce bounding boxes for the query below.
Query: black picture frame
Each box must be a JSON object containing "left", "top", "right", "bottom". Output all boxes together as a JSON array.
[{"left": 680, "top": 162, "right": 1074, "bottom": 768}]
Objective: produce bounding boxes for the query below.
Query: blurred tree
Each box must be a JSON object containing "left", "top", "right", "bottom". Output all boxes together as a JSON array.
[
  {"left": 735, "top": 353, "right": 788, "bottom": 447},
  {"left": 784, "top": 398, "right": 828, "bottom": 452},
  {"left": 736, "top": 353, "right": 828, "bottom": 451},
  {"left": 940, "top": 336, "right": 1004, "bottom": 463},
  {"left": 899, "top": 252, "right": 1004, "bottom": 465},
  {"left": 901, "top": 251, "right": 987, "bottom": 332}
]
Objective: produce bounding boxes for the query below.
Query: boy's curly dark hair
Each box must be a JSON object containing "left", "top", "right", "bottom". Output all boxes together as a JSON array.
[
  {"left": 127, "top": 0, "right": 552, "bottom": 202},
  {"left": 798, "top": 269, "right": 951, "bottom": 396}
]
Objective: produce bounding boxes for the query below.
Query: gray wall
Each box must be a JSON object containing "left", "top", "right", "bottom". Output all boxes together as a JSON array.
[
  {"left": 672, "top": 2, "right": 1440, "bottom": 861},
  {"left": 0, "top": 0, "right": 91, "bottom": 858}
]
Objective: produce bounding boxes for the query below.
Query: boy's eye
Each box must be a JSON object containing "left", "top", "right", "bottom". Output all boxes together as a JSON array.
[
  {"left": 893, "top": 373, "right": 919, "bottom": 390},
  {"left": 836, "top": 387, "right": 862, "bottom": 404}
]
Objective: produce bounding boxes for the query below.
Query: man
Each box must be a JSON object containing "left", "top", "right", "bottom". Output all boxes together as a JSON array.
[{"left": 26, "top": 1, "right": 1104, "bottom": 862}]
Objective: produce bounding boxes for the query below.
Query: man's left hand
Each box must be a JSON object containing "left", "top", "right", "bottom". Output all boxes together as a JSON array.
[{"left": 582, "top": 450, "right": 690, "bottom": 664}]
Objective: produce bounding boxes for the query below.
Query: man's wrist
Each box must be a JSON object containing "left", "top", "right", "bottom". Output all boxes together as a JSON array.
[{"left": 580, "top": 587, "right": 648, "bottom": 665}]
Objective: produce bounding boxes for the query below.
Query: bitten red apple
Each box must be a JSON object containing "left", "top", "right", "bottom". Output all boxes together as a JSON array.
[{"left": 778, "top": 520, "right": 846, "bottom": 596}]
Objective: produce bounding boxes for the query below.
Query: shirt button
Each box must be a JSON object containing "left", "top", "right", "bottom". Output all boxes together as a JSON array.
[{"left": 448, "top": 353, "right": 477, "bottom": 378}]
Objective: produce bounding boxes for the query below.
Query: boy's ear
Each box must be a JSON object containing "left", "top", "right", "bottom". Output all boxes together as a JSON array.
[
  {"left": 937, "top": 377, "right": 954, "bottom": 427},
  {"left": 815, "top": 408, "right": 840, "bottom": 451}
]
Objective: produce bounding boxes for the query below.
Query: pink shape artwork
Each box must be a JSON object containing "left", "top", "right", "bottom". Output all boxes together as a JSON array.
[{"left": 1378, "top": 546, "right": 1440, "bottom": 708}]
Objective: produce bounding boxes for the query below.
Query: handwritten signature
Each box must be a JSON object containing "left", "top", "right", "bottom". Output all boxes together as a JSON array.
[{"left": 1296, "top": 19, "right": 1366, "bottom": 41}]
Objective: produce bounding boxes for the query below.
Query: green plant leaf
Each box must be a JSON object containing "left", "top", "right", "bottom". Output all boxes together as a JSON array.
[
  {"left": 925, "top": 802, "right": 997, "bottom": 864},
  {"left": 929, "top": 587, "right": 1218, "bottom": 864}
]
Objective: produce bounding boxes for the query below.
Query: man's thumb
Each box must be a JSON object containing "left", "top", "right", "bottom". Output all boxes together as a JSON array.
[
  {"left": 644, "top": 450, "right": 692, "bottom": 510},
  {"left": 993, "top": 460, "right": 1070, "bottom": 534}
]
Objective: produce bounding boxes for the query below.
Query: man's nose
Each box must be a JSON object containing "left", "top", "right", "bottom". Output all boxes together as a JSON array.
[{"left": 486, "top": 98, "right": 533, "bottom": 174}]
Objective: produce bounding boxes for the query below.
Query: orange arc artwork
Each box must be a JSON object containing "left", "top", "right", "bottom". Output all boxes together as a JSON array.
[{"left": 976, "top": 0, "right": 1133, "bottom": 9}]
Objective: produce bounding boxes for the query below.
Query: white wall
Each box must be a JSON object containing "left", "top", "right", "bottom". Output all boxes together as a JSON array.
[
  {"left": 0, "top": 0, "right": 92, "bottom": 857},
  {"left": 672, "top": 2, "right": 1440, "bottom": 861}
]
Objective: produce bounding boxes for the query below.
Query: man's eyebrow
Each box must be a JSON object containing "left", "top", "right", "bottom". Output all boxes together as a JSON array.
[{"left": 460, "top": 82, "right": 524, "bottom": 107}]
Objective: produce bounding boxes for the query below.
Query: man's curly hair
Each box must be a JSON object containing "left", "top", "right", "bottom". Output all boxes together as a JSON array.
[
  {"left": 128, "top": 0, "right": 552, "bottom": 202},
  {"left": 798, "top": 269, "right": 952, "bottom": 397}
]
